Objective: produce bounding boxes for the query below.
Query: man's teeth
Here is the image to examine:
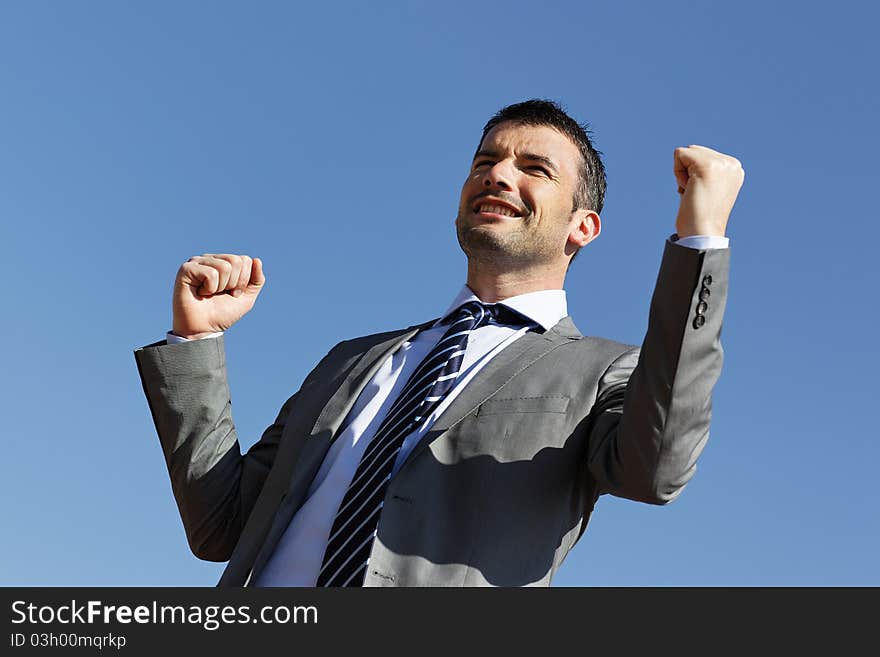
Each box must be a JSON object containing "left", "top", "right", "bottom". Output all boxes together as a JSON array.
[{"left": 478, "top": 204, "right": 518, "bottom": 217}]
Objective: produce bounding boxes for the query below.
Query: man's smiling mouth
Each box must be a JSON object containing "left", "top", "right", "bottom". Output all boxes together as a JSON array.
[{"left": 472, "top": 197, "right": 525, "bottom": 218}]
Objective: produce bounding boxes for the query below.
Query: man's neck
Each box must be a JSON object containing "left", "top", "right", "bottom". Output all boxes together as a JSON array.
[{"left": 465, "top": 261, "right": 566, "bottom": 303}]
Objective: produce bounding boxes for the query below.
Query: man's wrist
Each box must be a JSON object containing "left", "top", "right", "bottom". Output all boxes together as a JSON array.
[
  {"left": 670, "top": 234, "right": 730, "bottom": 250},
  {"left": 166, "top": 330, "right": 224, "bottom": 344}
]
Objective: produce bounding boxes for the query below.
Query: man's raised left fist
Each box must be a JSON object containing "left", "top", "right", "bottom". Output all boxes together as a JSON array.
[{"left": 673, "top": 145, "right": 745, "bottom": 238}]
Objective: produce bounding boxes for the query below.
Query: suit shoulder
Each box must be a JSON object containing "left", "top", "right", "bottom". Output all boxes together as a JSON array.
[
  {"left": 567, "top": 334, "right": 638, "bottom": 358},
  {"left": 540, "top": 335, "right": 639, "bottom": 384},
  {"left": 552, "top": 316, "right": 636, "bottom": 360}
]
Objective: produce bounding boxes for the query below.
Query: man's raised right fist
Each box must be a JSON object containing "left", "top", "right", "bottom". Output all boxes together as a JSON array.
[{"left": 172, "top": 253, "right": 266, "bottom": 339}]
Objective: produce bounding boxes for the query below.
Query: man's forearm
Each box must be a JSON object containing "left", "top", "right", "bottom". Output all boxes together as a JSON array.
[
  {"left": 588, "top": 239, "right": 730, "bottom": 503},
  {"left": 135, "top": 336, "right": 262, "bottom": 561}
]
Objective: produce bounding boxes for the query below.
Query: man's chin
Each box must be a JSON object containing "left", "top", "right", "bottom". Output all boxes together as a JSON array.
[{"left": 457, "top": 228, "right": 515, "bottom": 260}]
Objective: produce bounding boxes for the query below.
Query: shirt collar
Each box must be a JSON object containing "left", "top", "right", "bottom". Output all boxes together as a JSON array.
[{"left": 436, "top": 284, "right": 568, "bottom": 332}]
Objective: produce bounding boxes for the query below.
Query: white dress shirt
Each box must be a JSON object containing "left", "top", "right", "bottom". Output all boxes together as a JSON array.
[{"left": 163, "top": 235, "right": 728, "bottom": 585}]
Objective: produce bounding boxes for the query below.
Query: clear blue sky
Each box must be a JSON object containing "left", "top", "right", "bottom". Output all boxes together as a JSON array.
[{"left": 2, "top": 1, "right": 877, "bottom": 586}]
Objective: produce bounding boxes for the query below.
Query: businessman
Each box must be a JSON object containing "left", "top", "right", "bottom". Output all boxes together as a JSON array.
[{"left": 135, "top": 99, "right": 744, "bottom": 586}]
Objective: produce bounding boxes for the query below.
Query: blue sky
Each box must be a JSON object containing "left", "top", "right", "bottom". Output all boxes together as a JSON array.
[{"left": 2, "top": 0, "right": 877, "bottom": 586}]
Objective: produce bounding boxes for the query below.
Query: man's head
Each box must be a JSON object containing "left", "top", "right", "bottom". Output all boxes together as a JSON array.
[{"left": 455, "top": 99, "right": 605, "bottom": 274}]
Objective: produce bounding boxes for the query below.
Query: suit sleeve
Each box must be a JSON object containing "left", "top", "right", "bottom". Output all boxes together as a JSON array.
[
  {"left": 586, "top": 240, "right": 730, "bottom": 504},
  {"left": 133, "top": 335, "right": 338, "bottom": 561}
]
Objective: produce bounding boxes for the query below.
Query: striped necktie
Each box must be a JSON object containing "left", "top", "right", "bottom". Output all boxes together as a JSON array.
[{"left": 316, "top": 300, "right": 527, "bottom": 587}]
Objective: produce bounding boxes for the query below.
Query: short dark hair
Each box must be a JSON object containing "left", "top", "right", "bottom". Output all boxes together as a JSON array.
[{"left": 478, "top": 99, "right": 606, "bottom": 265}]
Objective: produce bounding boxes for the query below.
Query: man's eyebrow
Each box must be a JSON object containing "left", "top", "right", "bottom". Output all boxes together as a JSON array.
[
  {"left": 520, "top": 152, "right": 559, "bottom": 173},
  {"left": 473, "top": 149, "right": 500, "bottom": 161},
  {"left": 472, "top": 149, "right": 559, "bottom": 173}
]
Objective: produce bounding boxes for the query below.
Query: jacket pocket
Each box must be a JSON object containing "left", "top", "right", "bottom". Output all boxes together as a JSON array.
[{"left": 477, "top": 396, "right": 570, "bottom": 416}]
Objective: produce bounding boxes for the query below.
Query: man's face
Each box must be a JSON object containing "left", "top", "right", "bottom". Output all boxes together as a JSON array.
[{"left": 456, "top": 122, "right": 585, "bottom": 268}]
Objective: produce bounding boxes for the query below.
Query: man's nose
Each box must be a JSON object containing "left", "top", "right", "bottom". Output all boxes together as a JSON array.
[{"left": 483, "top": 161, "right": 514, "bottom": 191}]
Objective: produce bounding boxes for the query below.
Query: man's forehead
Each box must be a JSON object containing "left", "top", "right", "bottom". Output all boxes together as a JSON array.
[{"left": 478, "top": 123, "right": 580, "bottom": 166}]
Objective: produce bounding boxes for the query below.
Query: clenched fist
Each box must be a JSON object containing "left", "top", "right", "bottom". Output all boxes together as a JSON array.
[
  {"left": 172, "top": 253, "right": 266, "bottom": 339},
  {"left": 673, "top": 145, "right": 745, "bottom": 238}
]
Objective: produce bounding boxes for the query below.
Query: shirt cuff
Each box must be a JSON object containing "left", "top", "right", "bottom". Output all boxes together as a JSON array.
[
  {"left": 166, "top": 330, "right": 224, "bottom": 344},
  {"left": 669, "top": 234, "right": 730, "bottom": 250}
]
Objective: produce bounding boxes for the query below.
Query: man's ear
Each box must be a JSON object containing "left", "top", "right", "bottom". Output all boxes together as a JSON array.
[{"left": 568, "top": 208, "right": 601, "bottom": 248}]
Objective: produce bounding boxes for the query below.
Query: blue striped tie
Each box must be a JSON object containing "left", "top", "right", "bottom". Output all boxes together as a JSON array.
[{"left": 316, "top": 300, "right": 526, "bottom": 587}]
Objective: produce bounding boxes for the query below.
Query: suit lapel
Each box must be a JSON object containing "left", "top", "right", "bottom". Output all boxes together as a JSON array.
[
  {"left": 310, "top": 319, "right": 436, "bottom": 439},
  {"left": 286, "top": 315, "right": 582, "bottom": 493},
  {"left": 284, "top": 318, "right": 438, "bottom": 493},
  {"left": 394, "top": 316, "right": 582, "bottom": 477}
]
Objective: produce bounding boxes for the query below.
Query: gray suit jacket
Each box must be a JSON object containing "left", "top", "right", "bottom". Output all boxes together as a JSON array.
[{"left": 134, "top": 240, "right": 729, "bottom": 586}]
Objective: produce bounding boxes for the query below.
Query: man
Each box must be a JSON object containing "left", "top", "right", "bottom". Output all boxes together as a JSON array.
[{"left": 134, "top": 99, "right": 744, "bottom": 587}]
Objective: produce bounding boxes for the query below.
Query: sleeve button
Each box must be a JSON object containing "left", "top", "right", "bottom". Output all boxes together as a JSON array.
[
  {"left": 702, "top": 275, "right": 713, "bottom": 286},
  {"left": 693, "top": 315, "right": 706, "bottom": 329}
]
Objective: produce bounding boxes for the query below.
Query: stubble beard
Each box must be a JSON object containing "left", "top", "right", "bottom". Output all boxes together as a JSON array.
[{"left": 455, "top": 210, "right": 560, "bottom": 269}]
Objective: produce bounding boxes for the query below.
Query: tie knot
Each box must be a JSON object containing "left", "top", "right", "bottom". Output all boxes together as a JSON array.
[{"left": 451, "top": 300, "right": 528, "bottom": 328}]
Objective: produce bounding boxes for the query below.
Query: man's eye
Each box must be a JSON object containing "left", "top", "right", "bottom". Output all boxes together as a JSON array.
[
  {"left": 527, "top": 166, "right": 550, "bottom": 175},
  {"left": 473, "top": 160, "right": 493, "bottom": 168}
]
